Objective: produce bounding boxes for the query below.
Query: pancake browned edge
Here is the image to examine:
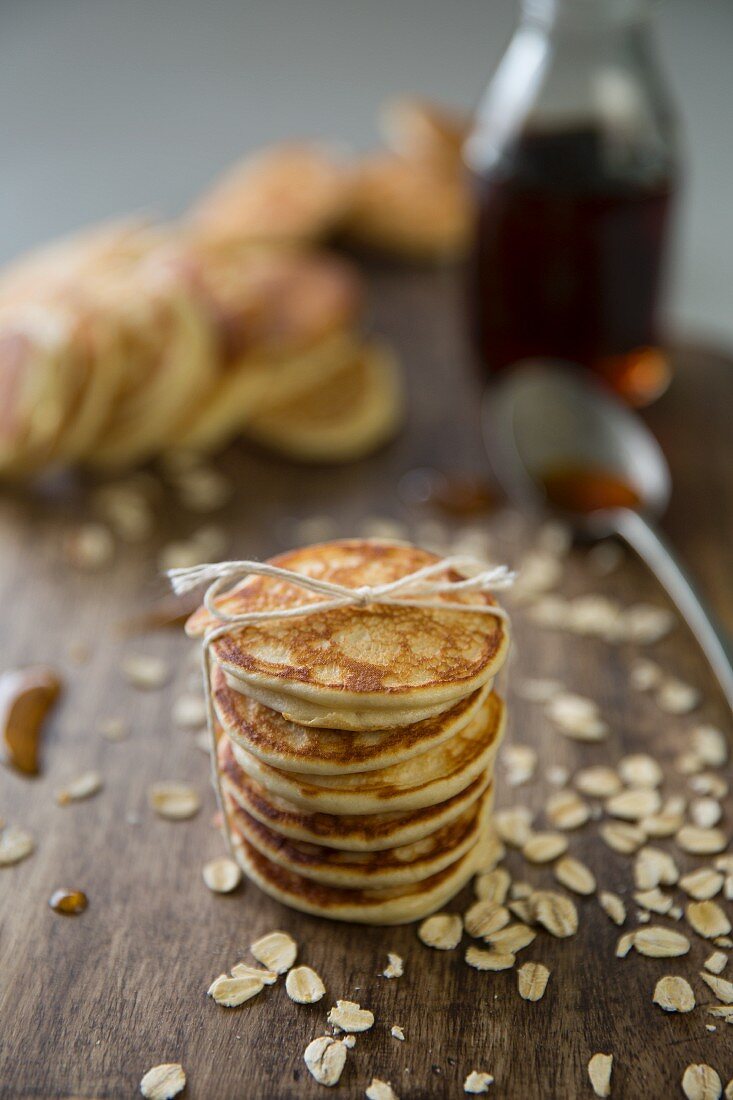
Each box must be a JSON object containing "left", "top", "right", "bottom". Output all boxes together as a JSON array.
[
  {"left": 186, "top": 540, "right": 510, "bottom": 729},
  {"left": 211, "top": 661, "right": 493, "bottom": 775},
  {"left": 225, "top": 690, "right": 503, "bottom": 815},
  {"left": 229, "top": 825, "right": 490, "bottom": 925},
  {"left": 218, "top": 736, "right": 492, "bottom": 852},
  {"left": 223, "top": 785, "right": 494, "bottom": 889}
]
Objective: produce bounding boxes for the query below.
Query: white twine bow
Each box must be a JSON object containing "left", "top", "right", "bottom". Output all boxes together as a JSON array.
[{"left": 169, "top": 554, "right": 514, "bottom": 861}]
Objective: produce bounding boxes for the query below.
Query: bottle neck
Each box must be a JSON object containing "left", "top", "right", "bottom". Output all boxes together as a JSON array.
[{"left": 522, "top": 0, "right": 655, "bottom": 32}]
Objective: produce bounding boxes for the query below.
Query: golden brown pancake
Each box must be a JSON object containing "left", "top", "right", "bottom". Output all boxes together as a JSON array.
[
  {"left": 218, "top": 738, "right": 492, "bottom": 852},
  {"left": 187, "top": 143, "right": 353, "bottom": 246},
  {"left": 229, "top": 826, "right": 487, "bottom": 925},
  {"left": 244, "top": 339, "right": 402, "bottom": 464},
  {"left": 186, "top": 540, "right": 510, "bottom": 729},
  {"left": 224, "top": 786, "right": 492, "bottom": 889},
  {"left": 211, "top": 662, "right": 491, "bottom": 775},
  {"left": 226, "top": 691, "right": 504, "bottom": 814},
  {"left": 343, "top": 152, "right": 471, "bottom": 261}
]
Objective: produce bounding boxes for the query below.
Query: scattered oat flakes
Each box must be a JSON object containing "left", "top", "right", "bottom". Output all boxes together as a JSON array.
[
  {"left": 657, "top": 678, "right": 700, "bottom": 715},
  {"left": 624, "top": 603, "right": 675, "bottom": 644},
  {"left": 678, "top": 826, "right": 728, "bottom": 855},
  {"left": 382, "top": 952, "right": 404, "bottom": 979},
  {"left": 629, "top": 658, "right": 662, "bottom": 692},
  {"left": 56, "top": 770, "right": 103, "bottom": 805},
  {"left": 547, "top": 764, "right": 570, "bottom": 787},
  {"left": 327, "top": 1000, "right": 374, "bottom": 1033},
  {"left": 606, "top": 788, "right": 661, "bottom": 821},
  {"left": 202, "top": 857, "right": 241, "bottom": 894},
  {"left": 418, "top": 912, "right": 462, "bottom": 950},
  {"left": 616, "top": 931, "right": 636, "bottom": 957},
  {"left": 587, "top": 541, "right": 623, "bottom": 576},
  {"left": 708, "top": 1006, "right": 733, "bottom": 1023},
  {"left": 465, "top": 946, "right": 515, "bottom": 971},
  {"left": 619, "top": 754, "right": 662, "bottom": 789},
  {"left": 286, "top": 966, "right": 326, "bottom": 1004},
  {"left": 688, "top": 902, "right": 732, "bottom": 940},
  {"left": 230, "top": 963, "right": 277, "bottom": 984},
  {"left": 251, "top": 931, "right": 297, "bottom": 974},
  {"left": 522, "top": 832, "right": 568, "bottom": 864},
  {"left": 503, "top": 744, "right": 537, "bottom": 786},
  {"left": 681, "top": 1064, "right": 722, "bottom": 1100},
  {"left": 0, "top": 825, "right": 34, "bottom": 866},
  {"left": 494, "top": 806, "right": 534, "bottom": 848},
  {"left": 172, "top": 694, "right": 207, "bottom": 729},
  {"left": 517, "top": 962, "right": 550, "bottom": 1002},
  {"left": 391, "top": 1025, "right": 405, "bottom": 1041},
  {"left": 633, "top": 926, "right": 690, "bottom": 958},
  {"left": 63, "top": 523, "right": 114, "bottom": 570},
  {"left": 634, "top": 888, "right": 673, "bottom": 915},
  {"left": 304, "top": 1036, "right": 347, "bottom": 1087},
  {"left": 121, "top": 654, "right": 169, "bottom": 690},
  {"left": 634, "top": 847, "right": 678, "bottom": 890},
  {"left": 588, "top": 1053, "right": 613, "bottom": 1098},
  {"left": 546, "top": 790, "right": 590, "bottom": 830},
  {"left": 601, "top": 822, "right": 645, "bottom": 855},
  {"left": 691, "top": 798, "right": 723, "bottom": 829},
  {"left": 530, "top": 891, "right": 578, "bottom": 938},
  {"left": 489, "top": 923, "right": 536, "bottom": 954},
  {"left": 149, "top": 782, "right": 201, "bottom": 820},
  {"left": 515, "top": 678, "right": 563, "bottom": 703},
  {"left": 599, "top": 892, "right": 626, "bottom": 926},
  {"left": 207, "top": 972, "right": 264, "bottom": 1007},
  {"left": 692, "top": 725, "right": 728, "bottom": 767},
  {"left": 642, "top": 807, "right": 685, "bottom": 838},
  {"left": 575, "top": 766, "right": 622, "bottom": 799},
  {"left": 475, "top": 867, "right": 511, "bottom": 904},
  {"left": 99, "top": 717, "right": 128, "bottom": 741},
  {"left": 715, "top": 856, "right": 733, "bottom": 873},
  {"left": 464, "top": 1070, "right": 494, "bottom": 1094},
  {"left": 140, "top": 1062, "right": 186, "bottom": 1099},
  {"left": 653, "top": 975, "right": 695, "bottom": 1013},
  {"left": 695, "top": 775, "right": 729, "bottom": 800},
  {"left": 554, "top": 857, "right": 596, "bottom": 896},
  {"left": 705, "top": 953, "right": 728, "bottom": 975},
  {"left": 546, "top": 692, "right": 608, "bottom": 741},
  {"left": 464, "top": 899, "right": 510, "bottom": 939},
  {"left": 365, "top": 1078, "right": 398, "bottom": 1100}
]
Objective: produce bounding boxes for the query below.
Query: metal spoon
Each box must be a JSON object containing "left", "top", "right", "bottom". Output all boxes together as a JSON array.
[{"left": 483, "top": 360, "right": 733, "bottom": 713}]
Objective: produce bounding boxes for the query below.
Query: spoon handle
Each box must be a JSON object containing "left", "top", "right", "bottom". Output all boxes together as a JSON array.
[{"left": 611, "top": 507, "right": 733, "bottom": 714}]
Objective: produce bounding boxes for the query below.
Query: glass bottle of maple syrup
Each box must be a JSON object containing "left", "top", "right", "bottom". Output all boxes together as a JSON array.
[{"left": 465, "top": 0, "right": 679, "bottom": 405}]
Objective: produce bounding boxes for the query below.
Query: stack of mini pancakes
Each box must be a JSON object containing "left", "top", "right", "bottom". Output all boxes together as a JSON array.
[{"left": 185, "top": 539, "right": 510, "bottom": 925}]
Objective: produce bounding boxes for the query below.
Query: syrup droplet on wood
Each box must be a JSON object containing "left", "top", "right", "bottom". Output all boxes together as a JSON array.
[{"left": 49, "top": 888, "right": 88, "bottom": 915}]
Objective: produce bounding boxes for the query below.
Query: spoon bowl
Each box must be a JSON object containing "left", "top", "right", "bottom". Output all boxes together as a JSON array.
[
  {"left": 482, "top": 360, "right": 671, "bottom": 535},
  {"left": 482, "top": 359, "right": 733, "bottom": 712}
]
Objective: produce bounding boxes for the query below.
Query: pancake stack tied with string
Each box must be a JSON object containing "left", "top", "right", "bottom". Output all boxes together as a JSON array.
[{"left": 179, "top": 539, "right": 512, "bottom": 924}]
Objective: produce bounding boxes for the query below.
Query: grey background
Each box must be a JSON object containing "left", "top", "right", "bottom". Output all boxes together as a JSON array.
[{"left": 2, "top": 0, "right": 731, "bottom": 344}]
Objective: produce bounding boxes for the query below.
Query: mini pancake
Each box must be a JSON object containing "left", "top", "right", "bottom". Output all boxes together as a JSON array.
[
  {"left": 227, "top": 692, "right": 504, "bottom": 814},
  {"left": 219, "top": 737, "right": 493, "bottom": 852},
  {"left": 211, "top": 662, "right": 491, "bottom": 775},
  {"left": 229, "top": 824, "right": 491, "bottom": 924},
  {"left": 245, "top": 339, "right": 403, "bottom": 464},
  {"left": 223, "top": 785, "right": 492, "bottom": 890},
  {"left": 186, "top": 540, "right": 510, "bottom": 730},
  {"left": 174, "top": 330, "right": 362, "bottom": 454},
  {"left": 187, "top": 143, "right": 352, "bottom": 246},
  {"left": 342, "top": 152, "right": 471, "bottom": 261}
]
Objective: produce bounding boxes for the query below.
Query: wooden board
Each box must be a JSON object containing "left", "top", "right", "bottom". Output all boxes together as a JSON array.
[{"left": 1, "top": 265, "right": 732, "bottom": 1099}]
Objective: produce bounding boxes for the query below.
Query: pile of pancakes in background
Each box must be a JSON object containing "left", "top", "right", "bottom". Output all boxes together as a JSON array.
[
  {"left": 0, "top": 98, "right": 470, "bottom": 479},
  {"left": 186, "top": 539, "right": 510, "bottom": 924}
]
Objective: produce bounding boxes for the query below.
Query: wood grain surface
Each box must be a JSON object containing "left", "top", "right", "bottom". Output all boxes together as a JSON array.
[{"left": 1, "top": 265, "right": 732, "bottom": 1100}]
